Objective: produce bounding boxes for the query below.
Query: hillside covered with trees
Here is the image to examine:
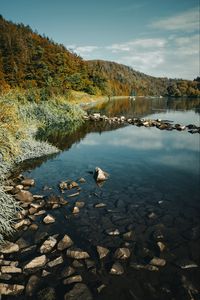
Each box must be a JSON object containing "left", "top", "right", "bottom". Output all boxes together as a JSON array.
[{"left": 0, "top": 15, "right": 199, "bottom": 98}]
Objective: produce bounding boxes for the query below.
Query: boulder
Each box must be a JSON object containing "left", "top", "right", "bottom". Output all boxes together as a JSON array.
[
  {"left": 94, "top": 167, "right": 109, "bottom": 182},
  {"left": 40, "top": 236, "right": 57, "bottom": 254},
  {"left": 57, "top": 235, "right": 73, "bottom": 251},
  {"left": 24, "top": 255, "right": 47, "bottom": 270}
]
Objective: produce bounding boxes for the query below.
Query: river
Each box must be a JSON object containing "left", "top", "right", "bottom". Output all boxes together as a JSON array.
[{"left": 7, "top": 97, "right": 200, "bottom": 299}]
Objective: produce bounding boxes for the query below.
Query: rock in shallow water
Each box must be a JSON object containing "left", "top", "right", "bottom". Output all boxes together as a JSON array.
[
  {"left": 1, "top": 266, "right": 22, "bottom": 273},
  {"left": 63, "top": 275, "right": 82, "bottom": 285},
  {"left": 110, "top": 262, "right": 124, "bottom": 275},
  {"left": 43, "top": 214, "right": 55, "bottom": 224},
  {"left": 57, "top": 234, "right": 73, "bottom": 251},
  {"left": 96, "top": 246, "right": 110, "bottom": 259},
  {"left": 24, "top": 255, "right": 47, "bottom": 270},
  {"left": 15, "top": 190, "right": 34, "bottom": 202},
  {"left": 114, "top": 248, "right": 131, "bottom": 260},
  {"left": 40, "top": 236, "right": 57, "bottom": 254},
  {"left": 0, "top": 241, "right": 19, "bottom": 254},
  {"left": 66, "top": 248, "right": 90, "bottom": 259},
  {"left": 26, "top": 275, "right": 40, "bottom": 296},
  {"left": 21, "top": 178, "right": 35, "bottom": 187},
  {"left": 0, "top": 283, "right": 24, "bottom": 295},
  {"left": 149, "top": 257, "right": 166, "bottom": 267},
  {"left": 94, "top": 167, "right": 109, "bottom": 182}
]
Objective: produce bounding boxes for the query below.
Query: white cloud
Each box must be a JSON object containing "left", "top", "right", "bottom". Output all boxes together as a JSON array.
[
  {"left": 151, "top": 8, "right": 199, "bottom": 32},
  {"left": 66, "top": 33, "right": 199, "bottom": 79}
]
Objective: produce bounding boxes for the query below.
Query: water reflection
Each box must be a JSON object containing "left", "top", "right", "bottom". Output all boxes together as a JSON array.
[{"left": 87, "top": 97, "right": 200, "bottom": 119}]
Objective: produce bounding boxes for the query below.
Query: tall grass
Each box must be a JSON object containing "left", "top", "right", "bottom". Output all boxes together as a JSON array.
[
  {"left": 0, "top": 88, "right": 85, "bottom": 160},
  {"left": 0, "top": 88, "right": 85, "bottom": 242}
]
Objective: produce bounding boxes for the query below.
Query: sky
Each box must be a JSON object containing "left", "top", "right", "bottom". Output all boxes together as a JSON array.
[{"left": 0, "top": 0, "right": 199, "bottom": 79}]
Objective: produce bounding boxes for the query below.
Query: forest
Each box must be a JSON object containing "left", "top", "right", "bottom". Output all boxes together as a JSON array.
[{"left": 0, "top": 15, "right": 199, "bottom": 98}]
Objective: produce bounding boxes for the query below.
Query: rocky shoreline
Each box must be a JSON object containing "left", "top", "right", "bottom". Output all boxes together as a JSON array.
[{"left": 0, "top": 137, "right": 59, "bottom": 243}]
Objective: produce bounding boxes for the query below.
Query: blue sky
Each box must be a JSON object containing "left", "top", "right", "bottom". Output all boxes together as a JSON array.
[{"left": 0, "top": 0, "right": 199, "bottom": 79}]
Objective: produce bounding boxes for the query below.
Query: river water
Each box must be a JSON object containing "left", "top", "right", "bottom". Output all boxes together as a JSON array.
[{"left": 11, "top": 97, "right": 200, "bottom": 299}]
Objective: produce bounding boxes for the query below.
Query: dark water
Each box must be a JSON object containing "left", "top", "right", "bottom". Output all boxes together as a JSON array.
[{"left": 11, "top": 98, "right": 200, "bottom": 299}]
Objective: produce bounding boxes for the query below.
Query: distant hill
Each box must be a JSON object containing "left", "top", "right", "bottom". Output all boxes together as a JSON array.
[
  {"left": 0, "top": 15, "right": 199, "bottom": 97},
  {"left": 87, "top": 60, "right": 200, "bottom": 97}
]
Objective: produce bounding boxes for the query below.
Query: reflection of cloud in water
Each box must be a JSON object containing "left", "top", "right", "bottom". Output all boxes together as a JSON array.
[
  {"left": 153, "top": 154, "right": 199, "bottom": 174},
  {"left": 81, "top": 126, "right": 199, "bottom": 152}
]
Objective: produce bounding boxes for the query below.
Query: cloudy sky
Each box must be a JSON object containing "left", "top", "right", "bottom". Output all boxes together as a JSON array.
[{"left": 1, "top": 0, "right": 199, "bottom": 79}]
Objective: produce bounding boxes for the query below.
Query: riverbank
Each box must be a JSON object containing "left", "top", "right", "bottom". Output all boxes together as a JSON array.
[{"left": 0, "top": 89, "right": 86, "bottom": 242}]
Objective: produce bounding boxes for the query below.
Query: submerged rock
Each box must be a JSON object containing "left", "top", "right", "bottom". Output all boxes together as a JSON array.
[
  {"left": 37, "top": 287, "right": 56, "bottom": 300},
  {"left": 26, "top": 275, "right": 40, "bottom": 296},
  {"left": 61, "top": 266, "right": 75, "bottom": 278},
  {"left": 110, "top": 262, "right": 124, "bottom": 275},
  {"left": 64, "top": 283, "right": 93, "bottom": 300}
]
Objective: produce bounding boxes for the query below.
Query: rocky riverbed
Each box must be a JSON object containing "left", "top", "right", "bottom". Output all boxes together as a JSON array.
[
  {"left": 84, "top": 113, "right": 200, "bottom": 134},
  {"left": 0, "top": 169, "right": 199, "bottom": 300}
]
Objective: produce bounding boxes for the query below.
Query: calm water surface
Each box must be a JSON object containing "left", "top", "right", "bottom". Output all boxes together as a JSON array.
[{"left": 15, "top": 98, "right": 200, "bottom": 300}]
